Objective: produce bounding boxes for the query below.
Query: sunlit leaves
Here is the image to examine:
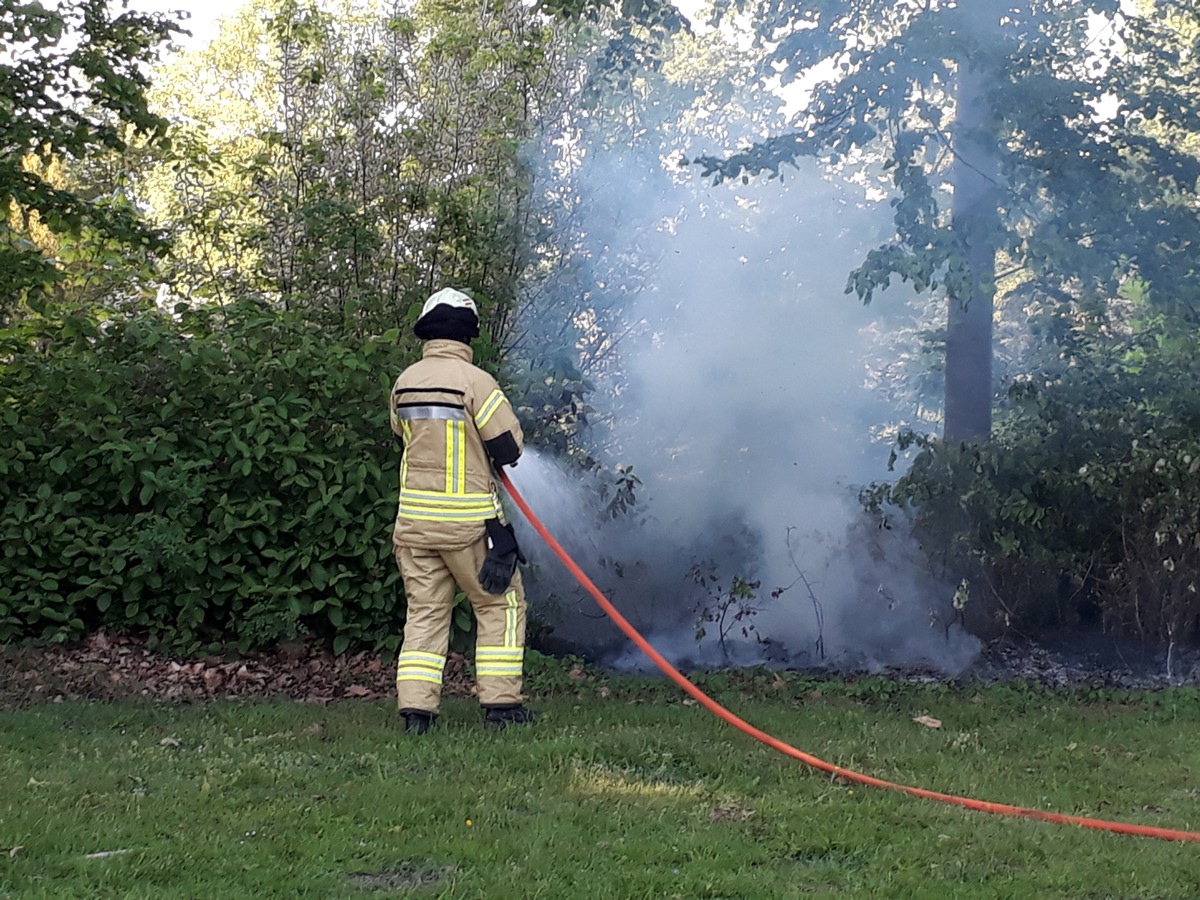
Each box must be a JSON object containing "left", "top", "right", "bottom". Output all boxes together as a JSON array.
[
  {"left": 144, "top": 0, "right": 554, "bottom": 345},
  {"left": 0, "top": 0, "right": 181, "bottom": 314}
]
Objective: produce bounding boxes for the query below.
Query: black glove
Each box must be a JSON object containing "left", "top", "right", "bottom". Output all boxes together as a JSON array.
[{"left": 478, "top": 518, "right": 525, "bottom": 594}]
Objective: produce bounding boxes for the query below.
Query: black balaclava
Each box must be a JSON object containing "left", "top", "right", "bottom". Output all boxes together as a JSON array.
[{"left": 414, "top": 300, "right": 480, "bottom": 344}]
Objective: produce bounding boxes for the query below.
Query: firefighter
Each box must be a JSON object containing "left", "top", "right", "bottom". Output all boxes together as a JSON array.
[{"left": 389, "top": 287, "right": 536, "bottom": 734}]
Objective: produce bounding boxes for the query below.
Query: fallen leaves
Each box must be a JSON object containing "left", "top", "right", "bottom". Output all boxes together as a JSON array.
[{"left": 0, "top": 634, "right": 477, "bottom": 707}]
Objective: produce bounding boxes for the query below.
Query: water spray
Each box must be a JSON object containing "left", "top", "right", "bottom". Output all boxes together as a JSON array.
[{"left": 500, "top": 468, "right": 1200, "bottom": 844}]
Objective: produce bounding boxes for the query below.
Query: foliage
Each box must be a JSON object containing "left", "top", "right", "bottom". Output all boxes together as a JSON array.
[
  {"left": 143, "top": 0, "right": 556, "bottom": 343},
  {"left": 2, "top": 0, "right": 655, "bottom": 656},
  {"left": 0, "top": 0, "right": 180, "bottom": 319},
  {"left": 505, "top": 346, "right": 597, "bottom": 455},
  {"left": 0, "top": 300, "right": 413, "bottom": 654},
  {"left": 688, "top": 563, "right": 765, "bottom": 661},
  {"left": 861, "top": 307, "right": 1200, "bottom": 648},
  {"left": 698, "top": 0, "right": 1200, "bottom": 310},
  {"left": 693, "top": 0, "right": 1200, "bottom": 438}
]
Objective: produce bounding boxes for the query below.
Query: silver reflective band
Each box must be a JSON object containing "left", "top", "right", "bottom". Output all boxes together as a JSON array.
[{"left": 395, "top": 405, "right": 467, "bottom": 421}]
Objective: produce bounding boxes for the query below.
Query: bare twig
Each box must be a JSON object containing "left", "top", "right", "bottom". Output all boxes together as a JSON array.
[{"left": 780, "top": 527, "right": 826, "bottom": 660}]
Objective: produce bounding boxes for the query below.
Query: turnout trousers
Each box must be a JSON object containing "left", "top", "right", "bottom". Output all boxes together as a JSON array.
[{"left": 393, "top": 538, "right": 527, "bottom": 715}]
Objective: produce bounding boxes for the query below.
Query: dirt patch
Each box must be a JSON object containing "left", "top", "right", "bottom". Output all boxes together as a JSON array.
[{"left": 347, "top": 864, "right": 456, "bottom": 892}]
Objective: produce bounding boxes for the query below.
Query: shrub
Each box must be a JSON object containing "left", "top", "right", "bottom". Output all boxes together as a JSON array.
[
  {"left": 862, "top": 312, "right": 1200, "bottom": 647},
  {"left": 0, "top": 300, "right": 416, "bottom": 654}
]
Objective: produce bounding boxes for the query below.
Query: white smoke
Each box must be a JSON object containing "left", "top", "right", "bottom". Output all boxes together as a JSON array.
[{"left": 508, "top": 34, "right": 980, "bottom": 676}]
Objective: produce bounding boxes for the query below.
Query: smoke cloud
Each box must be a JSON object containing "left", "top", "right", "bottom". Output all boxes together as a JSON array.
[{"left": 509, "top": 47, "right": 980, "bottom": 676}]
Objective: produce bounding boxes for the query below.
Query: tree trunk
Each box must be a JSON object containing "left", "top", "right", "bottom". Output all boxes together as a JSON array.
[{"left": 945, "top": 11, "right": 1003, "bottom": 443}]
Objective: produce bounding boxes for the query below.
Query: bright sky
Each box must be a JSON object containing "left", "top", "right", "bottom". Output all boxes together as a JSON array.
[
  {"left": 125, "top": 0, "right": 1138, "bottom": 52},
  {"left": 125, "top": 0, "right": 250, "bottom": 49},
  {"left": 127, "top": 0, "right": 714, "bottom": 51}
]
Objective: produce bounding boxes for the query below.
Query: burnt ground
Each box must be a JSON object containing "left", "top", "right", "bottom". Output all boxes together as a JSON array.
[
  {"left": 0, "top": 632, "right": 1196, "bottom": 710},
  {"left": 957, "top": 635, "right": 1200, "bottom": 690}
]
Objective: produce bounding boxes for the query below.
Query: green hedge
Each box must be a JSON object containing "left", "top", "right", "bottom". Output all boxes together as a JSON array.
[{"left": 0, "top": 301, "right": 416, "bottom": 654}]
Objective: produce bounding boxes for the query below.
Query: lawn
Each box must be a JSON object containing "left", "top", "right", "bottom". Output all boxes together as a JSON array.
[{"left": 1, "top": 666, "right": 1199, "bottom": 898}]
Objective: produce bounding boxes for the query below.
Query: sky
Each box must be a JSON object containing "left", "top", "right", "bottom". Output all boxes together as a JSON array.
[
  {"left": 126, "top": 0, "right": 715, "bottom": 51},
  {"left": 124, "top": 0, "right": 247, "bottom": 49},
  {"left": 124, "top": 0, "right": 1134, "bottom": 54}
]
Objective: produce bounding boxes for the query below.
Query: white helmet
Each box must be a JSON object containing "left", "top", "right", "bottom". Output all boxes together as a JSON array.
[
  {"left": 414, "top": 287, "right": 480, "bottom": 341},
  {"left": 418, "top": 287, "right": 477, "bottom": 320}
]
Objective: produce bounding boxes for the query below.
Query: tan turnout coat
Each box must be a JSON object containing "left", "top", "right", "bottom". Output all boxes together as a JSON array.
[{"left": 389, "top": 339, "right": 524, "bottom": 549}]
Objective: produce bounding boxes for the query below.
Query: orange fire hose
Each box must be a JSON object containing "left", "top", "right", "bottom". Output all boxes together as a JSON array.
[{"left": 499, "top": 469, "right": 1200, "bottom": 843}]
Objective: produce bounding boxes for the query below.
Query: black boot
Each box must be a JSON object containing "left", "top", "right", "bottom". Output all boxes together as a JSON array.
[
  {"left": 403, "top": 711, "right": 435, "bottom": 734},
  {"left": 483, "top": 705, "right": 539, "bottom": 730}
]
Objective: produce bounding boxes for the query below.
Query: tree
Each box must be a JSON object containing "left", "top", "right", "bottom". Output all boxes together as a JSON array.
[
  {"left": 0, "top": 0, "right": 180, "bottom": 321},
  {"left": 143, "top": 0, "right": 559, "bottom": 343},
  {"left": 694, "top": 0, "right": 1200, "bottom": 441}
]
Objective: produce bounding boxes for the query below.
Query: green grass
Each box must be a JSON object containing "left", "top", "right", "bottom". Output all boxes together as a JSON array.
[{"left": 2, "top": 670, "right": 1200, "bottom": 898}]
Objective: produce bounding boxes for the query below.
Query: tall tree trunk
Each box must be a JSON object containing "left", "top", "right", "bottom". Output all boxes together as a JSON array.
[{"left": 945, "top": 10, "right": 1003, "bottom": 442}]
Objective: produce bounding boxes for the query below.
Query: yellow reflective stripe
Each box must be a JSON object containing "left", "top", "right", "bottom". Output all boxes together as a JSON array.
[
  {"left": 396, "top": 661, "right": 445, "bottom": 674},
  {"left": 445, "top": 420, "right": 464, "bottom": 493},
  {"left": 396, "top": 651, "right": 446, "bottom": 685},
  {"left": 396, "top": 672, "right": 443, "bottom": 684},
  {"left": 504, "top": 590, "right": 519, "bottom": 646},
  {"left": 476, "top": 646, "right": 522, "bottom": 678},
  {"left": 399, "top": 650, "right": 446, "bottom": 665},
  {"left": 398, "top": 491, "right": 495, "bottom": 522},
  {"left": 477, "top": 665, "right": 522, "bottom": 677},
  {"left": 477, "top": 647, "right": 523, "bottom": 660},
  {"left": 457, "top": 424, "right": 467, "bottom": 492},
  {"left": 399, "top": 503, "right": 494, "bottom": 512},
  {"left": 474, "top": 389, "right": 506, "bottom": 429},
  {"left": 398, "top": 490, "right": 494, "bottom": 521},
  {"left": 399, "top": 499, "right": 494, "bottom": 511},
  {"left": 401, "top": 489, "right": 493, "bottom": 503},
  {"left": 399, "top": 510, "right": 493, "bottom": 523}
]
